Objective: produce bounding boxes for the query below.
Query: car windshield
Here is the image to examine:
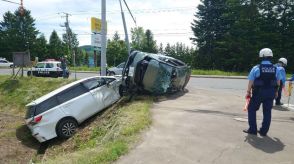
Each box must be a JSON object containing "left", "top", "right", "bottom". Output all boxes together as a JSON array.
[
  {"left": 35, "top": 63, "right": 45, "bottom": 68},
  {"left": 117, "top": 63, "right": 125, "bottom": 68}
]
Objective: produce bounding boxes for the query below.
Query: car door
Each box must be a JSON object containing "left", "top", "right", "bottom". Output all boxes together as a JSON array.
[
  {"left": 35, "top": 63, "right": 45, "bottom": 75},
  {"left": 101, "top": 78, "right": 120, "bottom": 107},
  {"left": 58, "top": 83, "right": 97, "bottom": 122},
  {"left": 82, "top": 78, "right": 107, "bottom": 113}
]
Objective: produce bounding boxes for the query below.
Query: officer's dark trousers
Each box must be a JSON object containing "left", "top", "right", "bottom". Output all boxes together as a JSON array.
[
  {"left": 247, "top": 88, "right": 275, "bottom": 134},
  {"left": 275, "top": 82, "right": 283, "bottom": 104}
]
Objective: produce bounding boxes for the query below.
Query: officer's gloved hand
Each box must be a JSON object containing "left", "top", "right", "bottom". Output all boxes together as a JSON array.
[{"left": 245, "top": 91, "right": 251, "bottom": 99}]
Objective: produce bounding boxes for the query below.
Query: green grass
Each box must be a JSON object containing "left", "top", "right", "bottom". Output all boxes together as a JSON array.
[
  {"left": 42, "top": 96, "right": 152, "bottom": 164},
  {"left": 0, "top": 75, "right": 153, "bottom": 163},
  {"left": 191, "top": 69, "right": 247, "bottom": 76},
  {"left": 69, "top": 66, "right": 100, "bottom": 72},
  {"left": 0, "top": 76, "right": 72, "bottom": 115}
]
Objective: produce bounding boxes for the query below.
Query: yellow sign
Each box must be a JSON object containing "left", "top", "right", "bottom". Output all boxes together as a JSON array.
[{"left": 91, "top": 17, "right": 101, "bottom": 33}]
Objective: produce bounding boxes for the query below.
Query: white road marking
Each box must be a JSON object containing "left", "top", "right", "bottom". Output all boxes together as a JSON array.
[
  {"left": 281, "top": 104, "right": 294, "bottom": 111},
  {"left": 234, "top": 117, "right": 248, "bottom": 122}
]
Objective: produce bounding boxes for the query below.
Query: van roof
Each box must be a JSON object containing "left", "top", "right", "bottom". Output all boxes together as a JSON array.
[{"left": 26, "top": 76, "right": 118, "bottom": 106}]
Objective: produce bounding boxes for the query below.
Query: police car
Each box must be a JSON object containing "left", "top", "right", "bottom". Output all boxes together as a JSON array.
[{"left": 27, "top": 61, "right": 69, "bottom": 78}]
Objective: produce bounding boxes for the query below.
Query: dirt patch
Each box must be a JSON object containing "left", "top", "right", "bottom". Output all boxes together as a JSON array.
[{"left": 0, "top": 113, "right": 40, "bottom": 163}]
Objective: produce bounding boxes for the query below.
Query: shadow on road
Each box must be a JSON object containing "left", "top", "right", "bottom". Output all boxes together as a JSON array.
[
  {"left": 273, "top": 105, "right": 289, "bottom": 111},
  {"left": 244, "top": 135, "right": 285, "bottom": 153},
  {"left": 154, "top": 89, "right": 189, "bottom": 102}
]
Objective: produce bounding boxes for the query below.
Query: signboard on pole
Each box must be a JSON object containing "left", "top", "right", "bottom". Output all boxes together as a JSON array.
[
  {"left": 91, "top": 33, "right": 101, "bottom": 47},
  {"left": 91, "top": 17, "right": 107, "bottom": 33},
  {"left": 91, "top": 17, "right": 101, "bottom": 33},
  {"left": 13, "top": 52, "right": 31, "bottom": 66}
]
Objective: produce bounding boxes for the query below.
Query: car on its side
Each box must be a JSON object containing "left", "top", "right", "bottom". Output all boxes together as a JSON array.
[
  {"left": 107, "top": 62, "right": 125, "bottom": 76},
  {"left": 0, "top": 58, "right": 13, "bottom": 68},
  {"left": 121, "top": 51, "right": 191, "bottom": 95},
  {"left": 27, "top": 61, "right": 69, "bottom": 78},
  {"left": 25, "top": 76, "right": 122, "bottom": 142}
]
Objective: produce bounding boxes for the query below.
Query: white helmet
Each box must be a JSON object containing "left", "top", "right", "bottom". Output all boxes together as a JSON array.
[
  {"left": 279, "top": 57, "right": 287, "bottom": 66},
  {"left": 259, "top": 48, "right": 273, "bottom": 58}
]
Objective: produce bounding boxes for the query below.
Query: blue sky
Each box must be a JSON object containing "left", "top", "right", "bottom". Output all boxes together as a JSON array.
[{"left": 0, "top": 0, "right": 200, "bottom": 47}]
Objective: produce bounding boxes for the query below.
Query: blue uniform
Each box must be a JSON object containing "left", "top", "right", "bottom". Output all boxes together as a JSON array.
[
  {"left": 247, "top": 60, "right": 282, "bottom": 135},
  {"left": 275, "top": 63, "right": 286, "bottom": 104}
]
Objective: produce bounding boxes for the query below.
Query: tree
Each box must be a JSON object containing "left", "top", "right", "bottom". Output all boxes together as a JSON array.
[
  {"left": 32, "top": 34, "right": 48, "bottom": 60},
  {"left": 62, "top": 27, "right": 79, "bottom": 65},
  {"left": 0, "top": 8, "right": 38, "bottom": 60},
  {"left": 113, "top": 31, "right": 120, "bottom": 41},
  {"left": 142, "top": 29, "right": 158, "bottom": 53},
  {"left": 49, "top": 30, "right": 64, "bottom": 59},
  {"left": 191, "top": 0, "right": 228, "bottom": 69},
  {"left": 130, "top": 27, "right": 145, "bottom": 50},
  {"left": 107, "top": 33, "right": 128, "bottom": 66}
]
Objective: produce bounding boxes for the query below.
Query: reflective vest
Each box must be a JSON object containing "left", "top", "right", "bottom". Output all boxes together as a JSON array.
[{"left": 253, "top": 64, "right": 277, "bottom": 89}]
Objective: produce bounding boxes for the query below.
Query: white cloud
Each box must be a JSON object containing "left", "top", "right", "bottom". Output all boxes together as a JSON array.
[{"left": 0, "top": 0, "right": 200, "bottom": 47}]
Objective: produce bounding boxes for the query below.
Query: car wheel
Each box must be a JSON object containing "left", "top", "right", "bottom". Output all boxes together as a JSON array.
[
  {"left": 10, "top": 65, "right": 13, "bottom": 68},
  {"left": 108, "top": 71, "right": 115, "bottom": 76},
  {"left": 56, "top": 118, "right": 78, "bottom": 139}
]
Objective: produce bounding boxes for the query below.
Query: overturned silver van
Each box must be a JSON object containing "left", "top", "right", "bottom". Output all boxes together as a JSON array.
[{"left": 121, "top": 51, "right": 191, "bottom": 95}]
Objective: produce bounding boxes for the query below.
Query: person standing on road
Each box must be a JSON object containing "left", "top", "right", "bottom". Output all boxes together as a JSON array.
[
  {"left": 275, "top": 58, "right": 287, "bottom": 105},
  {"left": 61, "top": 57, "right": 67, "bottom": 78},
  {"left": 243, "top": 48, "right": 282, "bottom": 136}
]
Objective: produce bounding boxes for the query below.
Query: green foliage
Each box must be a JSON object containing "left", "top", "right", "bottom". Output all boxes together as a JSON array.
[
  {"left": 191, "top": 0, "right": 294, "bottom": 72},
  {"left": 48, "top": 30, "right": 64, "bottom": 60},
  {"left": 0, "top": 8, "right": 38, "bottom": 60},
  {"left": 142, "top": 29, "right": 158, "bottom": 53},
  {"left": 0, "top": 76, "right": 72, "bottom": 115},
  {"left": 107, "top": 33, "right": 128, "bottom": 66},
  {"left": 131, "top": 27, "right": 158, "bottom": 53}
]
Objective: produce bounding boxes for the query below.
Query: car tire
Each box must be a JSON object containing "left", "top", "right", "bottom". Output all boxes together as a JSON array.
[
  {"left": 27, "top": 71, "right": 32, "bottom": 76},
  {"left": 108, "top": 71, "right": 115, "bottom": 76},
  {"left": 56, "top": 118, "right": 78, "bottom": 139},
  {"left": 10, "top": 65, "right": 13, "bottom": 68}
]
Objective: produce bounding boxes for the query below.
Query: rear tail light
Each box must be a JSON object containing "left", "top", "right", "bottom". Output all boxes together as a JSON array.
[
  {"left": 29, "top": 115, "right": 42, "bottom": 125},
  {"left": 34, "top": 115, "right": 42, "bottom": 123}
]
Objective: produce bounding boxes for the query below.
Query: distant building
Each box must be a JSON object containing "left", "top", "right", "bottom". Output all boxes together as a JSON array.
[{"left": 79, "top": 45, "right": 101, "bottom": 67}]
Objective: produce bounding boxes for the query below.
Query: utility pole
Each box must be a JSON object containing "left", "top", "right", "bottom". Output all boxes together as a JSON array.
[
  {"left": 119, "top": 0, "right": 131, "bottom": 56},
  {"left": 61, "top": 12, "right": 77, "bottom": 80},
  {"left": 101, "top": 0, "right": 107, "bottom": 76}
]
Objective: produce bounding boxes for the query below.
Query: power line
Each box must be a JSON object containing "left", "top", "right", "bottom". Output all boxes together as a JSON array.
[
  {"left": 0, "top": 0, "right": 20, "bottom": 5},
  {"left": 122, "top": 0, "right": 136, "bottom": 25}
]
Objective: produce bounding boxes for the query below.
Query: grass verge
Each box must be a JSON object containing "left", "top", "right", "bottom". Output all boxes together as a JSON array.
[
  {"left": 191, "top": 69, "right": 247, "bottom": 76},
  {"left": 0, "top": 76, "right": 72, "bottom": 115},
  {"left": 0, "top": 75, "right": 153, "bottom": 163},
  {"left": 69, "top": 66, "right": 100, "bottom": 72}
]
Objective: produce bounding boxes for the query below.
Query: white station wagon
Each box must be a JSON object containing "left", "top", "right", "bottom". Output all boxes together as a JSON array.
[{"left": 25, "top": 76, "right": 121, "bottom": 142}]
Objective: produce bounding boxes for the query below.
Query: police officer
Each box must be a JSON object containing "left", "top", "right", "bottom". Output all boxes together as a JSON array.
[
  {"left": 243, "top": 48, "right": 282, "bottom": 136},
  {"left": 275, "top": 58, "right": 287, "bottom": 105}
]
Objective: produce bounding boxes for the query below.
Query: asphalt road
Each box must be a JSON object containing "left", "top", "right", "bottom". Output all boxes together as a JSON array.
[{"left": 118, "top": 78, "right": 294, "bottom": 164}]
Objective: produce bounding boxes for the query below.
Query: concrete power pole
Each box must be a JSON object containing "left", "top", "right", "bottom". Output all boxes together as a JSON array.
[
  {"left": 62, "top": 13, "right": 77, "bottom": 80},
  {"left": 101, "top": 0, "right": 107, "bottom": 76},
  {"left": 119, "top": 0, "right": 131, "bottom": 56}
]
